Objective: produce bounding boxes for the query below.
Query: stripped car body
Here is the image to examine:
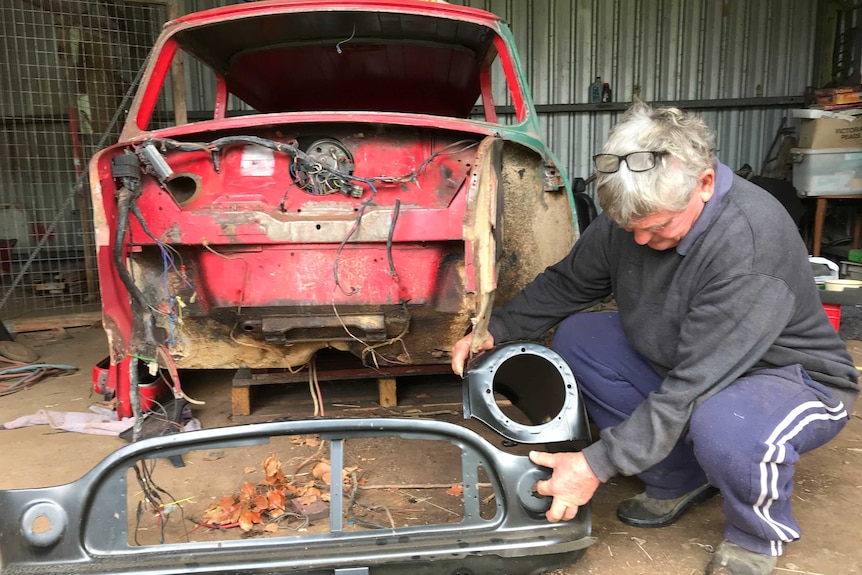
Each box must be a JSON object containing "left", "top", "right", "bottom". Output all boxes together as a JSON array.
[{"left": 89, "top": 0, "right": 577, "bottom": 418}]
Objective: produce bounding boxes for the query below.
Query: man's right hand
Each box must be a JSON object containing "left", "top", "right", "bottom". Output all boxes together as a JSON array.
[{"left": 451, "top": 332, "right": 495, "bottom": 377}]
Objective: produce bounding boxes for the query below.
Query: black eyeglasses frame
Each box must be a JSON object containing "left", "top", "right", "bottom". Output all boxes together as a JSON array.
[{"left": 592, "top": 150, "right": 670, "bottom": 174}]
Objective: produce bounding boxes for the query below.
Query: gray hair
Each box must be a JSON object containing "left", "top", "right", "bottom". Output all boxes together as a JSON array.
[{"left": 595, "top": 101, "right": 716, "bottom": 227}]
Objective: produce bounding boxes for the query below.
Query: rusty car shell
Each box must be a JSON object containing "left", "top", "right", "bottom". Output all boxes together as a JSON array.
[{"left": 88, "top": 0, "right": 577, "bottom": 418}]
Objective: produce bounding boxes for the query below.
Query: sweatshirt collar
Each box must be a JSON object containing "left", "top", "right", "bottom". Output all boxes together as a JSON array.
[{"left": 676, "top": 160, "right": 732, "bottom": 255}]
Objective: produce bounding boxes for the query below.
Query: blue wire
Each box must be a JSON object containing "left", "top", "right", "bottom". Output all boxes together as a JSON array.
[
  {"left": 158, "top": 243, "right": 195, "bottom": 290},
  {"left": 0, "top": 364, "right": 77, "bottom": 374}
]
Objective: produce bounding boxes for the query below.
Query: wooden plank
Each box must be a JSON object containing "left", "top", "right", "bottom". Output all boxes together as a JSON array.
[
  {"left": 231, "top": 387, "right": 252, "bottom": 417},
  {"left": 3, "top": 311, "right": 102, "bottom": 334},
  {"left": 377, "top": 377, "right": 397, "bottom": 408},
  {"left": 234, "top": 363, "right": 450, "bottom": 387},
  {"left": 229, "top": 376, "right": 463, "bottom": 424}
]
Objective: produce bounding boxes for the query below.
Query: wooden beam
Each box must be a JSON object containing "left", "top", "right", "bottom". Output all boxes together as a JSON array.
[
  {"left": 231, "top": 387, "right": 252, "bottom": 417},
  {"left": 377, "top": 377, "right": 397, "bottom": 408},
  {"left": 165, "top": 0, "right": 188, "bottom": 126},
  {"left": 2, "top": 311, "right": 102, "bottom": 334}
]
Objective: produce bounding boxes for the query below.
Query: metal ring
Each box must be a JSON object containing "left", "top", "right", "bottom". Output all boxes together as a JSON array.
[
  {"left": 463, "top": 341, "right": 590, "bottom": 444},
  {"left": 21, "top": 502, "right": 67, "bottom": 547}
]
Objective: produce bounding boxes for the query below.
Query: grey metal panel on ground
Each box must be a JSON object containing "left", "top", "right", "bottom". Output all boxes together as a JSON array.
[{"left": 176, "top": 0, "right": 816, "bottom": 194}]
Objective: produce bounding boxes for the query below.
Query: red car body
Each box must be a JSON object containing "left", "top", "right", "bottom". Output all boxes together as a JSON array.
[{"left": 89, "top": 0, "right": 577, "bottom": 417}]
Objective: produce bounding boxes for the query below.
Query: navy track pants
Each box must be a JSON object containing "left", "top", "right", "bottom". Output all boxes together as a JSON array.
[{"left": 551, "top": 311, "right": 851, "bottom": 556}]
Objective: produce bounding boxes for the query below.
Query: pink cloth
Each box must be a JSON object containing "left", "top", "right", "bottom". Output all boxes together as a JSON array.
[{"left": 2, "top": 405, "right": 134, "bottom": 436}]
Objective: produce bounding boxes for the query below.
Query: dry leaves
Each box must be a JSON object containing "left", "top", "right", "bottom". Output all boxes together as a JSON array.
[
  {"left": 311, "top": 459, "right": 360, "bottom": 486},
  {"left": 200, "top": 451, "right": 361, "bottom": 532},
  {"left": 289, "top": 434, "right": 322, "bottom": 448},
  {"left": 446, "top": 484, "right": 464, "bottom": 497}
]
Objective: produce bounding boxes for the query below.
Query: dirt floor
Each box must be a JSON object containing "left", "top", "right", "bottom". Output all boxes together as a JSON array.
[{"left": 1, "top": 324, "right": 861, "bottom": 575}]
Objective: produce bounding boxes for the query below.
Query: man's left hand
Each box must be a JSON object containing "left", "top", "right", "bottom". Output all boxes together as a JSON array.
[{"left": 529, "top": 451, "right": 601, "bottom": 522}]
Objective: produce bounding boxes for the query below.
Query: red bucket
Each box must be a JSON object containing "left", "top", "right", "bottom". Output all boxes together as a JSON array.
[{"left": 823, "top": 303, "right": 841, "bottom": 331}]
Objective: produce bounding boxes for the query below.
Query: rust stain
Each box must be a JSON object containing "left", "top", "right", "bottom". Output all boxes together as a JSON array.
[{"left": 102, "top": 315, "right": 127, "bottom": 363}]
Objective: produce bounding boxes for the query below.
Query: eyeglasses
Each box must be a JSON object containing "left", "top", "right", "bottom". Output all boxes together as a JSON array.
[{"left": 593, "top": 151, "right": 669, "bottom": 174}]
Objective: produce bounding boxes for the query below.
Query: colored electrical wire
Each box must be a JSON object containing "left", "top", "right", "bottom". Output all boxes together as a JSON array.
[{"left": 0, "top": 357, "right": 77, "bottom": 397}]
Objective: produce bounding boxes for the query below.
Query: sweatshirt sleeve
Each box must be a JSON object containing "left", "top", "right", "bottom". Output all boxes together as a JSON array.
[
  {"left": 582, "top": 271, "right": 796, "bottom": 481},
  {"left": 487, "top": 215, "right": 615, "bottom": 343}
]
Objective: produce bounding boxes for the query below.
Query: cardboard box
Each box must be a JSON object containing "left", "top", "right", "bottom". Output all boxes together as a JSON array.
[
  {"left": 796, "top": 115, "right": 862, "bottom": 149},
  {"left": 815, "top": 85, "right": 862, "bottom": 105}
]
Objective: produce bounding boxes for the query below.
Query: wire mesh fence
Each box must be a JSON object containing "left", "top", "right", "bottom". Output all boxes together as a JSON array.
[{"left": 0, "top": 0, "right": 172, "bottom": 323}]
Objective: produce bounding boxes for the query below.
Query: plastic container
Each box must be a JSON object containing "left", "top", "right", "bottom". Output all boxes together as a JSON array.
[
  {"left": 824, "top": 279, "right": 862, "bottom": 291},
  {"left": 810, "top": 256, "right": 839, "bottom": 285},
  {"left": 601, "top": 82, "right": 612, "bottom": 103},
  {"left": 92, "top": 356, "right": 164, "bottom": 416},
  {"left": 589, "top": 76, "right": 602, "bottom": 103},
  {"left": 823, "top": 303, "right": 841, "bottom": 331},
  {"left": 790, "top": 147, "right": 862, "bottom": 196}
]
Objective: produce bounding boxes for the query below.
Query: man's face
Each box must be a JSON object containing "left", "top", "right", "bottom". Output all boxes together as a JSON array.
[{"left": 624, "top": 169, "right": 715, "bottom": 251}]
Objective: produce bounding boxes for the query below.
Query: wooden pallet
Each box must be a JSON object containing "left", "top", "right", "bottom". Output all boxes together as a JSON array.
[{"left": 231, "top": 351, "right": 454, "bottom": 419}]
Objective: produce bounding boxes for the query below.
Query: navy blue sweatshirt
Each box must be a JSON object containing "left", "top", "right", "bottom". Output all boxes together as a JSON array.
[{"left": 487, "top": 163, "right": 859, "bottom": 481}]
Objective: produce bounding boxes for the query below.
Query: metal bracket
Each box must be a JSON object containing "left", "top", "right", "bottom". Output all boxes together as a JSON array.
[{"left": 463, "top": 341, "right": 590, "bottom": 444}]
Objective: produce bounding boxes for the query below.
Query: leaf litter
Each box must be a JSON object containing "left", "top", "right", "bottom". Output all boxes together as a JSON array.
[{"left": 200, "top": 445, "right": 361, "bottom": 533}]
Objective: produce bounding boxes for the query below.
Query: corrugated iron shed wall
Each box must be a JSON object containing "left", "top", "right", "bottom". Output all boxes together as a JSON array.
[
  {"left": 179, "top": 0, "right": 816, "bottom": 189},
  {"left": 453, "top": 0, "right": 815, "bottom": 184}
]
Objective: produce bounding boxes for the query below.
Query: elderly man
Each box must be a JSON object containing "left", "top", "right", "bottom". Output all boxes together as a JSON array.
[{"left": 451, "top": 102, "right": 859, "bottom": 575}]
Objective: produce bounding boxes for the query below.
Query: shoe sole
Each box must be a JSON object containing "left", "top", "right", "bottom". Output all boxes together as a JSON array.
[{"left": 617, "top": 485, "right": 720, "bottom": 528}]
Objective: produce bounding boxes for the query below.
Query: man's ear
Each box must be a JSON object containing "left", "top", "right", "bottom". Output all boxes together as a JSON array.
[{"left": 698, "top": 169, "right": 715, "bottom": 203}]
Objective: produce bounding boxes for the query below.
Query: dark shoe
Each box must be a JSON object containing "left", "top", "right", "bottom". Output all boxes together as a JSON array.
[
  {"left": 617, "top": 483, "right": 719, "bottom": 528},
  {"left": 706, "top": 540, "right": 777, "bottom": 575}
]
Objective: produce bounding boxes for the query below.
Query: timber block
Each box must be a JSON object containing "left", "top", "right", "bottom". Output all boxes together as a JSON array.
[
  {"left": 229, "top": 352, "right": 449, "bottom": 419},
  {"left": 377, "top": 377, "right": 398, "bottom": 407}
]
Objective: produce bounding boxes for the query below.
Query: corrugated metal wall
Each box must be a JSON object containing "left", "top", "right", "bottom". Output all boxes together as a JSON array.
[
  {"left": 178, "top": 0, "right": 818, "bottom": 186},
  {"left": 453, "top": 0, "right": 816, "bottom": 183}
]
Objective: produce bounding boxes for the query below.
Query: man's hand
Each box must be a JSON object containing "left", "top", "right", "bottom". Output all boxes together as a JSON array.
[
  {"left": 450, "top": 332, "right": 494, "bottom": 377},
  {"left": 529, "top": 451, "right": 601, "bottom": 522}
]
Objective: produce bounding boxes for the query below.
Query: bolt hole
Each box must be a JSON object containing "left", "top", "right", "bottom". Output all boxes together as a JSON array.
[{"left": 31, "top": 514, "right": 52, "bottom": 535}]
